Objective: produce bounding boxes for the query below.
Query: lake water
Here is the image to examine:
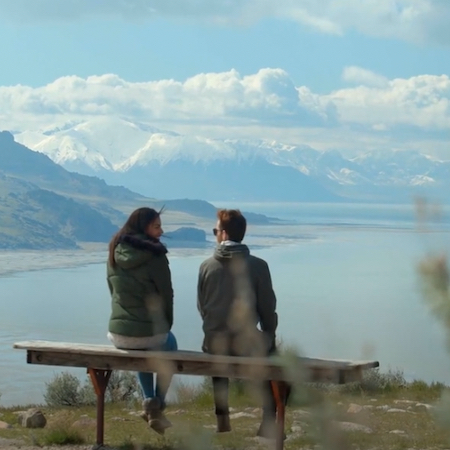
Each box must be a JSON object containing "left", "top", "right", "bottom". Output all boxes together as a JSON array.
[{"left": 1, "top": 202, "right": 450, "bottom": 406}]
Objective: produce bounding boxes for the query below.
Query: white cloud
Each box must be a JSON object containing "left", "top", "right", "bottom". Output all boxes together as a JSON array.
[
  {"left": 1, "top": 0, "right": 450, "bottom": 45},
  {"left": 330, "top": 71, "right": 450, "bottom": 130},
  {"left": 0, "top": 69, "right": 335, "bottom": 130},
  {"left": 0, "top": 0, "right": 255, "bottom": 23},
  {"left": 1, "top": 68, "right": 449, "bottom": 159},
  {"left": 342, "top": 66, "right": 389, "bottom": 88}
]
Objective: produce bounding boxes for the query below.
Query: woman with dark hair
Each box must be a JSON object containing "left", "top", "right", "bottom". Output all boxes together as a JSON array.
[{"left": 107, "top": 207, "right": 177, "bottom": 435}]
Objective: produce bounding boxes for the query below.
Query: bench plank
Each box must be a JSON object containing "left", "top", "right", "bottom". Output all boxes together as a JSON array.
[
  {"left": 14, "top": 340, "right": 379, "bottom": 450},
  {"left": 14, "top": 340, "right": 379, "bottom": 383}
]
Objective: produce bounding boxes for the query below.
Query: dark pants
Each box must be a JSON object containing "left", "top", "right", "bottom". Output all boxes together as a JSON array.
[
  {"left": 204, "top": 332, "right": 277, "bottom": 420},
  {"left": 212, "top": 377, "right": 277, "bottom": 420}
]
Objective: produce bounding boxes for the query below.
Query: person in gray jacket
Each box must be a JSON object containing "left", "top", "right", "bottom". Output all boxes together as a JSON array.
[{"left": 197, "top": 209, "right": 279, "bottom": 437}]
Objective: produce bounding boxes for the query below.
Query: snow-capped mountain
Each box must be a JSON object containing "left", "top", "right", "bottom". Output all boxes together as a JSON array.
[
  {"left": 17, "top": 117, "right": 179, "bottom": 173},
  {"left": 350, "top": 150, "right": 446, "bottom": 186},
  {"left": 13, "top": 117, "right": 450, "bottom": 202}
]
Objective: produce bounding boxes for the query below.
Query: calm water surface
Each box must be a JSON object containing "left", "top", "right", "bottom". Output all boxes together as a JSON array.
[{"left": 1, "top": 202, "right": 449, "bottom": 406}]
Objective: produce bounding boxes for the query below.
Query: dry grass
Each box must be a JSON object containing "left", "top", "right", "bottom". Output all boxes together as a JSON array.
[{"left": 1, "top": 379, "right": 450, "bottom": 450}]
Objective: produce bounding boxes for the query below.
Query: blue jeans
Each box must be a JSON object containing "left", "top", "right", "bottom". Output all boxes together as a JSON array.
[{"left": 138, "top": 331, "right": 178, "bottom": 407}]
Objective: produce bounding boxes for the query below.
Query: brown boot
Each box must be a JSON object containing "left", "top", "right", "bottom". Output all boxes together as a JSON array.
[
  {"left": 142, "top": 398, "right": 172, "bottom": 435},
  {"left": 139, "top": 410, "right": 149, "bottom": 423},
  {"left": 216, "top": 414, "right": 231, "bottom": 433}
]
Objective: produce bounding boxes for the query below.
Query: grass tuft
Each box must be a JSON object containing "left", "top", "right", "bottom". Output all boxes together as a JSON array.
[{"left": 40, "top": 426, "right": 85, "bottom": 446}]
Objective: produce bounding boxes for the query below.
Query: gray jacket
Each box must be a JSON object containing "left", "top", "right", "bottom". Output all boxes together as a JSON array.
[{"left": 197, "top": 244, "right": 278, "bottom": 355}]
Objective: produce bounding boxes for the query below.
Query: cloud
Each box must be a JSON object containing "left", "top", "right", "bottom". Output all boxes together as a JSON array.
[
  {"left": 330, "top": 71, "right": 450, "bottom": 130},
  {"left": 342, "top": 66, "right": 389, "bottom": 88},
  {"left": 1, "top": 0, "right": 450, "bottom": 45},
  {"left": 279, "top": 0, "right": 450, "bottom": 45},
  {"left": 0, "top": 69, "right": 335, "bottom": 130},
  {"left": 0, "top": 0, "right": 253, "bottom": 23},
  {"left": 1, "top": 68, "right": 449, "bottom": 159},
  {"left": 1, "top": 68, "right": 449, "bottom": 138}
]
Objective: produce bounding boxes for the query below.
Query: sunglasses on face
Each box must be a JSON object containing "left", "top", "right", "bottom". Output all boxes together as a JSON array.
[{"left": 213, "top": 228, "right": 223, "bottom": 236}]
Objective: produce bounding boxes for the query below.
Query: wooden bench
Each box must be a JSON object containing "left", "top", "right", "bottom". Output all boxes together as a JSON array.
[{"left": 14, "top": 340, "right": 379, "bottom": 450}]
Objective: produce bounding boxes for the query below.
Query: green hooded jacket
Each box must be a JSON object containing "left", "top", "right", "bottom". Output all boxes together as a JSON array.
[{"left": 107, "top": 234, "right": 173, "bottom": 337}]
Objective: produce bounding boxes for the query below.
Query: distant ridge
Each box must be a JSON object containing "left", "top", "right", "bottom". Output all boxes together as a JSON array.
[
  {"left": 14, "top": 118, "right": 450, "bottom": 203},
  {"left": 0, "top": 132, "right": 279, "bottom": 249}
]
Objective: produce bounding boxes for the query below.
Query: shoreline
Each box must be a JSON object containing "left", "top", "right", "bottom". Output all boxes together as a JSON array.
[
  {"left": 0, "top": 242, "right": 214, "bottom": 278},
  {"left": 0, "top": 223, "right": 439, "bottom": 278},
  {"left": 0, "top": 224, "right": 315, "bottom": 277},
  {"left": 0, "top": 245, "right": 108, "bottom": 278}
]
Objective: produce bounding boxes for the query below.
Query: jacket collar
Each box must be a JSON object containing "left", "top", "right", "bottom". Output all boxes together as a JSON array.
[
  {"left": 118, "top": 234, "right": 168, "bottom": 255},
  {"left": 214, "top": 243, "right": 250, "bottom": 260}
]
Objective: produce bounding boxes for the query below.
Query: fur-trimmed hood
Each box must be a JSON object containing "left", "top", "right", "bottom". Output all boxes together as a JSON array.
[
  {"left": 117, "top": 234, "right": 168, "bottom": 256},
  {"left": 112, "top": 233, "right": 168, "bottom": 270}
]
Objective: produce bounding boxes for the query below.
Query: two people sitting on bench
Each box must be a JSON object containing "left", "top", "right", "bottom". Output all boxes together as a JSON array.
[{"left": 106, "top": 207, "right": 280, "bottom": 437}]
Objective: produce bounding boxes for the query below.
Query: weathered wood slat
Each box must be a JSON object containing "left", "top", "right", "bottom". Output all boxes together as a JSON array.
[
  {"left": 14, "top": 340, "right": 379, "bottom": 383},
  {"left": 14, "top": 340, "right": 380, "bottom": 450}
]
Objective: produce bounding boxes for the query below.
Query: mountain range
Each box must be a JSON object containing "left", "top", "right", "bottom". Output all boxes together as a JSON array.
[
  {"left": 0, "top": 131, "right": 277, "bottom": 249},
  {"left": 15, "top": 117, "right": 450, "bottom": 203},
  {"left": 0, "top": 130, "right": 148, "bottom": 249}
]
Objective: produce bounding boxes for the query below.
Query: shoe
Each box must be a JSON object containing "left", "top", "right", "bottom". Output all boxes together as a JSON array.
[
  {"left": 149, "top": 415, "right": 172, "bottom": 435},
  {"left": 256, "top": 421, "right": 286, "bottom": 440},
  {"left": 142, "top": 398, "right": 172, "bottom": 435},
  {"left": 216, "top": 414, "right": 231, "bottom": 433},
  {"left": 142, "top": 397, "right": 160, "bottom": 419},
  {"left": 139, "top": 410, "right": 149, "bottom": 422}
]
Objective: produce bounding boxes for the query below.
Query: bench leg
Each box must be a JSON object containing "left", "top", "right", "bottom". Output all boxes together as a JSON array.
[
  {"left": 88, "top": 368, "right": 112, "bottom": 447},
  {"left": 270, "top": 380, "right": 288, "bottom": 450}
]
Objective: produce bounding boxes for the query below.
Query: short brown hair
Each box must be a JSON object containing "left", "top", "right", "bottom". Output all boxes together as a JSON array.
[{"left": 217, "top": 209, "right": 247, "bottom": 243}]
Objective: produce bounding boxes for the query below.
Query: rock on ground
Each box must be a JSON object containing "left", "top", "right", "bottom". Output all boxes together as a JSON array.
[
  {"left": 0, "top": 420, "right": 13, "bottom": 429},
  {"left": 230, "top": 412, "right": 257, "bottom": 419},
  {"left": 387, "top": 408, "right": 408, "bottom": 413},
  {"left": 347, "top": 403, "right": 364, "bottom": 414},
  {"left": 18, "top": 409, "right": 46, "bottom": 428},
  {"left": 335, "top": 421, "right": 373, "bottom": 434},
  {"left": 71, "top": 417, "right": 97, "bottom": 428}
]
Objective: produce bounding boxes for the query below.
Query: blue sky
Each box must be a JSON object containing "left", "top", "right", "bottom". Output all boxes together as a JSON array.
[
  {"left": 0, "top": 0, "right": 449, "bottom": 158},
  {"left": 1, "top": 14, "right": 449, "bottom": 92}
]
